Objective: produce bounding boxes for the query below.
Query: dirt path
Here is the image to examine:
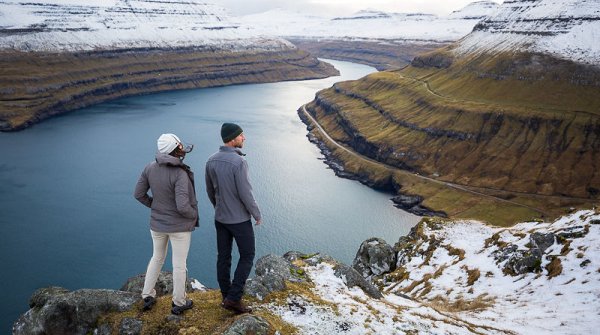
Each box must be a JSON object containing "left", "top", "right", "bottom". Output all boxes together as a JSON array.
[{"left": 301, "top": 104, "right": 556, "bottom": 216}]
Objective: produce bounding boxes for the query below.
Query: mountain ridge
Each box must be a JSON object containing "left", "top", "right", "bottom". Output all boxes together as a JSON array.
[
  {"left": 0, "top": 0, "right": 338, "bottom": 131},
  {"left": 0, "top": 0, "right": 292, "bottom": 52},
  {"left": 300, "top": 0, "right": 600, "bottom": 224},
  {"left": 239, "top": 1, "right": 500, "bottom": 71}
]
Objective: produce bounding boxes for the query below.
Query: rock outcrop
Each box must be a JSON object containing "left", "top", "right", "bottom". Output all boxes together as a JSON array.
[
  {"left": 245, "top": 252, "right": 383, "bottom": 300},
  {"left": 352, "top": 237, "right": 396, "bottom": 278},
  {"left": 13, "top": 288, "right": 138, "bottom": 335},
  {"left": 12, "top": 209, "right": 600, "bottom": 334},
  {"left": 120, "top": 271, "right": 198, "bottom": 296},
  {"left": 14, "top": 254, "right": 384, "bottom": 334}
]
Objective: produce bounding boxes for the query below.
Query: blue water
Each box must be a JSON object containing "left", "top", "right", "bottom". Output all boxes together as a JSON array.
[{"left": 0, "top": 59, "right": 418, "bottom": 332}]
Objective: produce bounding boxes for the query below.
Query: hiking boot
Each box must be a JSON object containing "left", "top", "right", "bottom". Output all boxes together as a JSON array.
[
  {"left": 142, "top": 296, "right": 156, "bottom": 311},
  {"left": 221, "top": 298, "right": 252, "bottom": 314},
  {"left": 171, "top": 299, "right": 193, "bottom": 315}
]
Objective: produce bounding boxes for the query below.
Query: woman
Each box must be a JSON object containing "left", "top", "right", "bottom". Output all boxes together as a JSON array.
[{"left": 134, "top": 133, "right": 198, "bottom": 315}]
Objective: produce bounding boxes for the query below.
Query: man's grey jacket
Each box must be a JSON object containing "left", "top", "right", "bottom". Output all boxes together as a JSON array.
[
  {"left": 205, "top": 146, "right": 261, "bottom": 224},
  {"left": 134, "top": 153, "right": 199, "bottom": 232}
]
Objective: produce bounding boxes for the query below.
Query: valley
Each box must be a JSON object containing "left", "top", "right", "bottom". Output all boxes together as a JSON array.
[{"left": 299, "top": 0, "right": 600, "bottom": 225}]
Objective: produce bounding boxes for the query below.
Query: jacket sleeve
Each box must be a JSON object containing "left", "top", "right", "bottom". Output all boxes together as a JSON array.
[
  {"left": 205, "top": 163, "right": 216, "bottom": 207},
  {"left": 134, "top": 168, "right": 152, "bottom": 208},
  {"left": 235, "top": 160, "right": 262, "bottom": 221},
  {"left": 174, "top": 170, "right": 198, "bottom": 220}
]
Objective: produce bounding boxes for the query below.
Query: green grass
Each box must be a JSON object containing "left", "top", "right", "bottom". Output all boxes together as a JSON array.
[
  {"left": 0, "top": 49, "right": 338, "bottom": 130},
  {"left": 304, "top": 49, "right": 600, "bottom": 225}
]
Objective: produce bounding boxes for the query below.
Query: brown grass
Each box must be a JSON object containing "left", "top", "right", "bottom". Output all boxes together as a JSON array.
[
  {"left": 546, "top": 257, "right": 563, "bottom": 278},
  {"left": 427, "top": 294, "right": 495, "bottom": 313},
  {"left": 560, "top": 240, "right": 572, "bottom": 256},
  {"left": 98, "top": 289, "right": 295, "bottom": 335},
  {"left": 466, "top": 268, "right": 481, "bottom": 286},
  {"left": 447, "top": 246, "right": 466, "bottom": 262}
]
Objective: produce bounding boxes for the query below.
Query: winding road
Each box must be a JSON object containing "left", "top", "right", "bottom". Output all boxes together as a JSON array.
[{"left": 301, "top": 104, "right": 572, "bottom": 217}]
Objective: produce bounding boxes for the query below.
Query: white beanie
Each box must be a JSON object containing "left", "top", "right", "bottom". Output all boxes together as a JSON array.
[{"left": 157, "top": 133, "right": 181, "bottom": 154}]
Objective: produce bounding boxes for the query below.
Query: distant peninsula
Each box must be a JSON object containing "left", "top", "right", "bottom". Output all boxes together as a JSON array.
[{"left": 0, "top": 0, "right": 338, "bottom": 131}]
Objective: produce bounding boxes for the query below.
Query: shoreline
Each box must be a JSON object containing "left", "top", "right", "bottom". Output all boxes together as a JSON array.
[
  {"left": 297, "top": 106, "right": 447, "bottom": 218},
  {"left": 0, "top": 48, "right": 338, "bottom": 132}
]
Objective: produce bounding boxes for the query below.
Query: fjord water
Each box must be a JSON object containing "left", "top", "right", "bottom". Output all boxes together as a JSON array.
[{"left": 0, "top": 59, "right": 418, "bottom": 331}]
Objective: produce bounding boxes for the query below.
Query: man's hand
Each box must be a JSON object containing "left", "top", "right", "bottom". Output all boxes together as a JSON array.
[{"left": 255, "top": 219, "right": 262, "bottom": 226}]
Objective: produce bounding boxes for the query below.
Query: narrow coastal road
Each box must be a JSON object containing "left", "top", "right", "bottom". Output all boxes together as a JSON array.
[{"left": 301, "top": 104, "right": 555, "bottom": 217}]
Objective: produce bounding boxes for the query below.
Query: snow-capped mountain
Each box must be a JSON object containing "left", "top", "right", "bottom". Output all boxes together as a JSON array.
[
  {"left": 239, "top": 1, "right": 500, "bottom": 43},
  {"left": 453, "top": 0, "right": 600, "bottom": 64},
  {"left": 447, "top": 0, "right": 500, "bottom": 19},
  {"left": 0, "top": 0, "right": 292, "bottom": 52}
]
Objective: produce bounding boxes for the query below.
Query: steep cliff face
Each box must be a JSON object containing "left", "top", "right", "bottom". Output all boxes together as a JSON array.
[
  {"left": 304, "top": 0, "right": 600, "bottom": 210},
  {"left": 0, "top": 0, "right": 338, "bottom": 131},
  {"left": 455, "top": 0, "right": 600, "bottom": 64},
  {"left": 0, "top": 48, "right": 337, "bottom": 131},
  {"left": 0, "top": 0, "right": 291, "bottom": 52}
]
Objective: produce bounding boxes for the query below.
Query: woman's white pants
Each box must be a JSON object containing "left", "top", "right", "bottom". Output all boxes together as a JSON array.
[{"left": 141, "top": 230, "right": 191, "bottom": 306}]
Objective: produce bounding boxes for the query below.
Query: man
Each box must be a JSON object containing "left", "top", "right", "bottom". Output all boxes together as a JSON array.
[
  {"left": 205, "top": 123, "right": 262, "bottom": 314},
  {"left": 134, "top": 133, "right": 198, "bottom": 315}
]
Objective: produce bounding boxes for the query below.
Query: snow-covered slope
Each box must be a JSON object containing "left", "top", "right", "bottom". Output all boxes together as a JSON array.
[
  {"left": 262, "top": 210, "right": 600, "bottom": 334},
  {"left": 447, "top": 0, "right": 500, "bottom": 19},
  {"left": 0, "top": 0, "right": 292, "bottom": 52},
  {"left": 453, "top": 0, "right": 600, "bottom": 64},
  {"left": 239, "top": 2, "right": 500, "bottom": 43}
]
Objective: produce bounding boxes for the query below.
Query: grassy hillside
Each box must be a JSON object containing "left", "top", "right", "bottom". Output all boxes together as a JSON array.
[
  {"left": 305, "top": 48, "right": 600, "bottom": 225},
  {"left": 0, "top": 48, "right": 338, "bottom": 131}
]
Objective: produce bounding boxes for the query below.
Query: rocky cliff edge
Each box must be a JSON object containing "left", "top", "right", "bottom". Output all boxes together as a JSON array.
[{"left": 13, "top": 209, "right": 600, "bottom": 334}]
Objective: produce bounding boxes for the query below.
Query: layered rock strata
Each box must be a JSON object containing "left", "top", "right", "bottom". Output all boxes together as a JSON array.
[
  {"left": 0, "top": 48, "right": 337, "bottom": 131},
  {"left": 301, "top": 0, "right": 600, "bottom": 212},
  {"left": 289, "top": 38, "right": 445, "bottom": 71},
  {"left": 0, "top": 0, "right": 339, "bottom": 131}
]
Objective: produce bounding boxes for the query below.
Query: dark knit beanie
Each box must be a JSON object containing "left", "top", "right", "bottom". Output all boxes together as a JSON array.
[{"left": 221, "top": 122, "right": 243, "bottom": 143}]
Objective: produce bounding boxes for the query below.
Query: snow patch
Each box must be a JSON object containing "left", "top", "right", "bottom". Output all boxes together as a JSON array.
[{"left": 0, "top": 0, "right": 292, "bottom": 52}]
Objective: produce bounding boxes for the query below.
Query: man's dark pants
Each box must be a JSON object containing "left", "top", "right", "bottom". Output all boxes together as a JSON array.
[{"left": 215, "top": 220, "right": 255, "bottom": 301}]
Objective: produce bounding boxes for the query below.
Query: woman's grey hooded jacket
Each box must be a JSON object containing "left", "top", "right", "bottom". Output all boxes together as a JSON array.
[{"left": 134, "top": 153, "right": 199, "bottom": 233}]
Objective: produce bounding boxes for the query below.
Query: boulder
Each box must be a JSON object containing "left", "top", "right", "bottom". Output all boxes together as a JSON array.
[
  {"left": 530, "top": 232, "right": 555, "bottom": 255},
  {"left": 283, "top": 252, "right": 336, "bottom": 267},
  {"left": 333, "top": 263, "right": 383, "bottom": 299},
  {"left": 504, "top": 250, "right": 542, "bottom": 275},
  {"left": 246, "top": 254, "right": 306, "bottom": 300},
  {"left": 492, "top": 244, "right": 518, "bottom": 263},
  {"left": 119, "top": 318, "right": 143, "bottom": 335},
  {"left": 222, "top": 315, "right": 273, "bottom": 335},
  {"left": 244, "top": 278, "right": 270, "bottom": 301},
  {"left": 120, "top": 271, "right": 196, "bottom": 296},
  {"left": 13, "top": 288, "right": 138, "bottom": 335},
  {"left": 244, "top": 272, "right": 287, "bottom": 301},
  {"left": 556, "top": 226, "right": 588, "bottom": 239},
  {"left": 352, "top": 238, "right": 396, "bottom": 278},
  {"left": 255, "top": 254, "right": 306, "bottom": 282}
]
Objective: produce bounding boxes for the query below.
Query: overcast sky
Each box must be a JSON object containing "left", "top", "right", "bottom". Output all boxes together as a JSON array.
[{"left": 210, "top": 0, "right": 502, "bottom": 17}]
